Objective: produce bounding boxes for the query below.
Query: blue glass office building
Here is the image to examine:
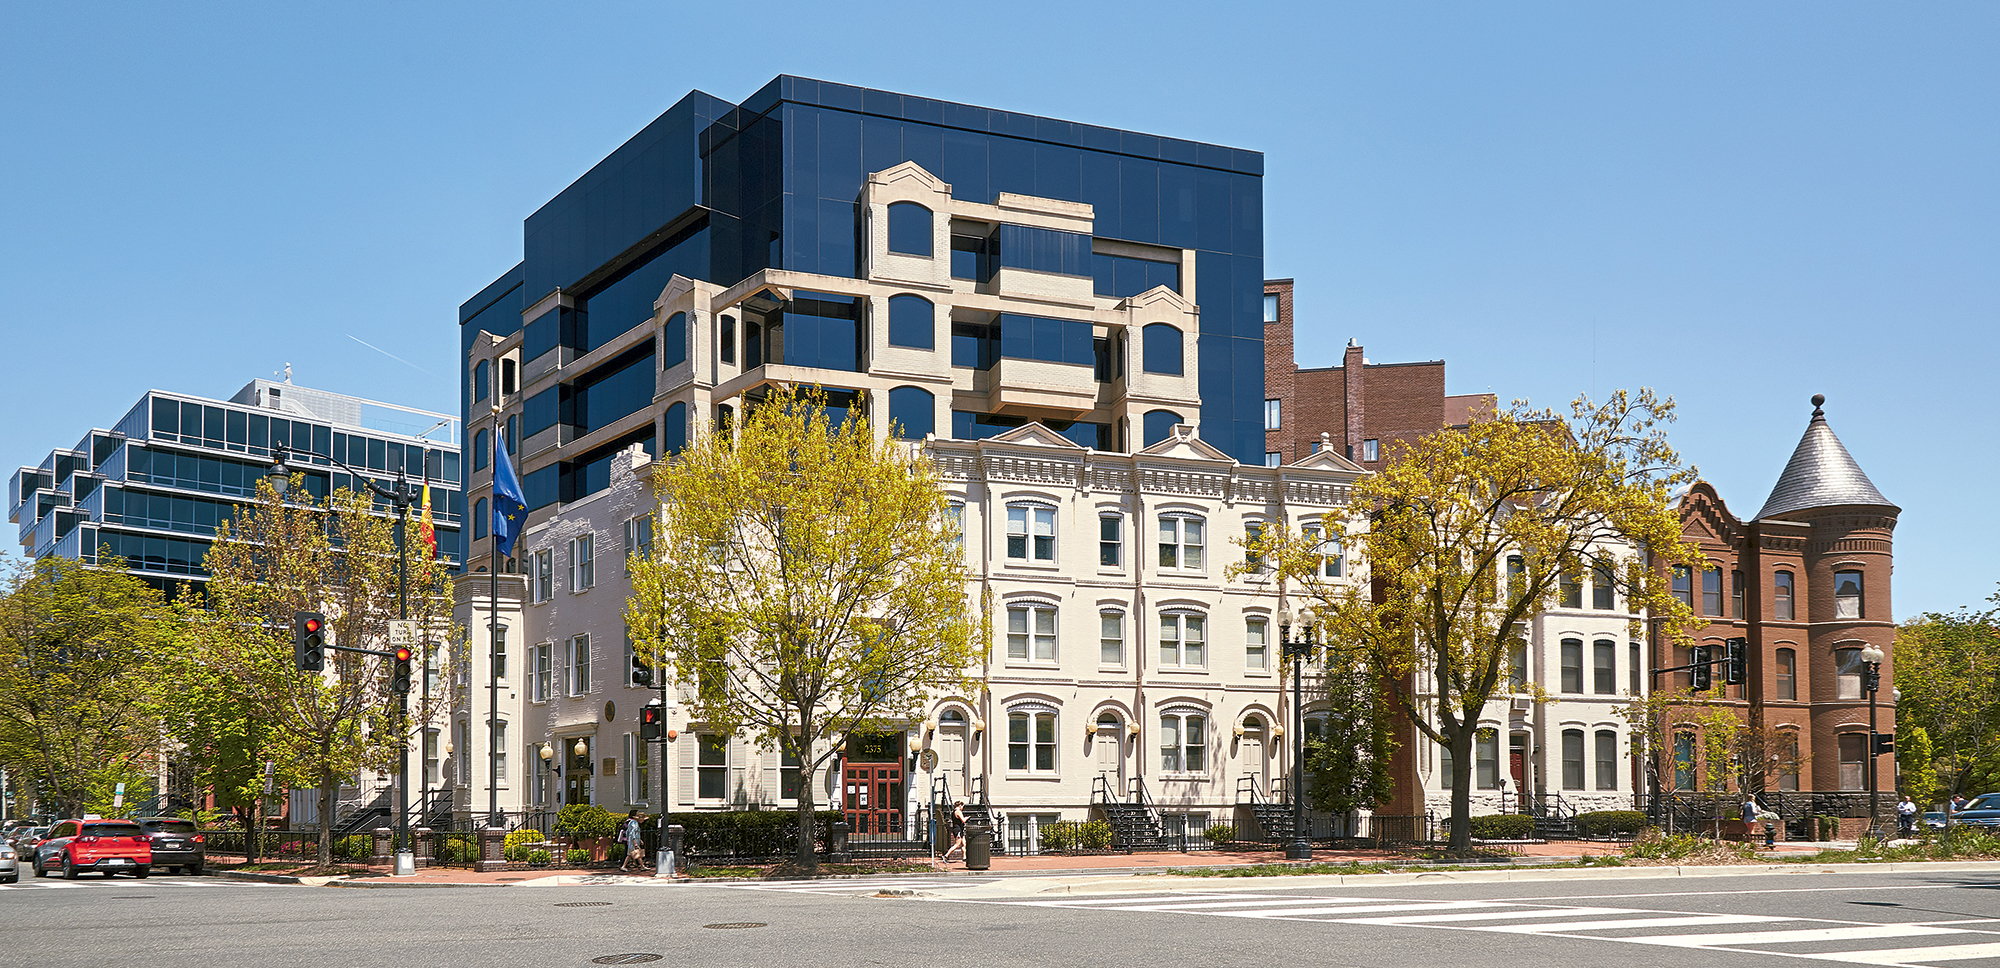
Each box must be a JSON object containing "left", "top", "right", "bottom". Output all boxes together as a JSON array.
[
  {"left": 10, "top": 380, "right": 462, "bottom": 596},
  {"left": 460, "top": 77, "right": 1264, "bottom": 557}
]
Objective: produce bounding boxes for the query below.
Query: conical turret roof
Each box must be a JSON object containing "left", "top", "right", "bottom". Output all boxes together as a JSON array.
[{"left": 1755, "top": 394, "right": 1896, "bottom": 520}]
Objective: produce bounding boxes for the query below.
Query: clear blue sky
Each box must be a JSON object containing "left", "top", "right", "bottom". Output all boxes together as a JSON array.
[{"left": 3, "top": 2, "right": 1993, "bottom": 619}]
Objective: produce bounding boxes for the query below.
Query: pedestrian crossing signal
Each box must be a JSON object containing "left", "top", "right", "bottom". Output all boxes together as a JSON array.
[{"left": 640, "top": 703, "right": 664, "bottom": 741}]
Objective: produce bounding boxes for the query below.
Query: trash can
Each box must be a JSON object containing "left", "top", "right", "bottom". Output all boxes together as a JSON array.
[{"left": 964, "top": 822, "right": 992, "bottom": 871}]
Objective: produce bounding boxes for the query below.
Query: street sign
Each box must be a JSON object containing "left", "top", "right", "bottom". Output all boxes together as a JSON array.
[
  {"left": 918, "top": 749, "right": 939, "bottom": 772},
  {"left": 112, "top": 782, "right": 125, "bottom": 812},
  {"left": 389, "top": 620, "right": 418, "bottom": 649},
  {"left": 262, "top": 760, "right": 276, "bottom": 794}
]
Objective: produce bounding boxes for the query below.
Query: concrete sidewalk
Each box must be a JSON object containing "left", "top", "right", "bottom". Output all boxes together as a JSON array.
[{"left": 224, "top": 837, "right": 1840, "bottom": 888}]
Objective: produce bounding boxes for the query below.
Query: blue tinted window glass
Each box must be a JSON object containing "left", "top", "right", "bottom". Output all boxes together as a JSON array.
[
  {"left": 997, "top": 314, "right": 1094, "bottom": 366},
  {"left": 525, "top": 388, "right": 559, "bottom": 438},
  {"left": 579, "top": 228, "right": 708, "bottom": 355},
  {"left": 948, "top": 410, "right": 1105, "bottom": 448},
  {"left": 568, "top": 344, "right": 657, "bottom": 436},
  {"left": 524, "top": 310, "right": 559, "bottom": 362},
  {"left": 950, "top": 232, "right": 994, "bottom": 281},
  {"left": 560, "top": 427, "right": 655, "bottom": 502},
  {"left": 664, "top": 402, "right": 688, "bottom": 454},
  {"left": 473, "top": 429, "right": 491, "bottom": 470},
  {"left": 951, "top": 323, "right": 997, "bottom": 369},
  {"left": 474, "top": 360, "right": 490, "bottom": 402},
  {"left": 887, "top": 295, "right": 934, "bottom": 349},
  {"left": 996, "top": 224, "right": 1090, "bottom": 277},
  {"left": 1143, "top": 410, "right": 1184, "bottom": 448},
  {"left": 887, "top": 202, "right": 933, "bottom": 256},
  {"left": 1142, "top": 324, "right": 1184, "bottom": 375},
  {"left": 778, "top": 292, "right": 862, "bottom": 372},
  {"left": 473, "top": 497, "right": 489, "bottom": 539},
  {"left": 1092, "top": 251, "right": 1181, "bottom": 298},
  {"left": 888, "top": 386, "right": 935, "bottom": 440},
  {"left": 662, "top": 312, "right": 688, "bottom": 368},
  {"left": 524, "top": 465, "right": 558, "bottom": 511}
]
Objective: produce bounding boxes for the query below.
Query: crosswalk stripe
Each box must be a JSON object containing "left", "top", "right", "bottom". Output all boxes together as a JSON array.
[
  {"left": 1121, "top": 897, "right": 1405, "bottom": 912},
  {"left": 1483, "top": 914, "right": 1791, "bottom": 934},
  {"left": 1343, "top": 906, "right": 1645, "bottom": 924},
  {"left": 1242, "top": 901, "right": 1500, "bottom": 919},
  {"left": 1807, "top": 942, "right": 2000, "bottom": 965},
  {"left": 1009, "top": 894, "right": 1249, "bottom": 906},
  {"left": 1628, "top": 924, "right": 1973, "bottom": 948}
]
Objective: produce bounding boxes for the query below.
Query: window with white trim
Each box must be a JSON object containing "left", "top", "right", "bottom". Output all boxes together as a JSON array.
[
  {"left": 1098, "top": 513, "right": 1122, "bottom": 567},
  {"left": 568, "top": 534, "right": 595, "bottom": 591},
  {"left": 1246, "top": 617, "right": 1269, "bottom": 672},
  {"left": 567, "top": 634, "right": 591, "bottom": 696},
  {"left": 494, "top": 722, "right": 508, "bottom": 781},
  {"left": 1006, "top": 503, "right": 1056, "bottom": 562},
  {"left": 1301, "top": 523, "right": 1343, "bottom": 578},
  {"left": 531, "top": 643, "right": 553, "bottom": 702},
  {"left": 625, "top": 733, "right": 651, "bottom": 805},
  {"left": 1264, "top": 399, "right": 1281, "bottom": 430},
  {"left": 1007, "top": 708, "right": 1056, "bottom": 772},
  {"left": 1006, "top": 603, "right": 1058, "bottom": 662},
  {"left": 1157, "top": 514, "right": 1205, "bottom": 571},
  {"left": 1099, "top": 610, "right": 1126, "bottom": 667},
  {"left": 945, "top": 503, "right": 964, "bottom": 555},
  {"left": 531, "top": 549, "right": 553, "bottom": 603},
  {"left": 1158, "top": 611, "right": 1207, "bottom": 668},
  {"left": 623, "top": 516, "right": 653, "bottom": 574},
  {"left": 697, "top": 734, "right": 728, "bottom": 799},
  {"left": 1159, "top": 710, "right": 1207, "bottom": 772}
]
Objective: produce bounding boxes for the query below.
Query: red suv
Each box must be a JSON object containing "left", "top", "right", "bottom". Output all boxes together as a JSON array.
[{"left": 35, "top": 819, "right": 152, "bottom": 879}]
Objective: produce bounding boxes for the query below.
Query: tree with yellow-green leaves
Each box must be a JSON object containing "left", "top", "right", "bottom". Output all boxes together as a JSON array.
[
  {"left": 0, "top": 556, "right": 184, "bottom": 819},
  {"left": 193, "top": 477, "right": 458, "bottom": 867},
  {"left": 1894, "top": 587, "right": 2000, "bottom": 803},
  {"left": 627, "top": 385, "right": 984, "bottom": 866},
  {"left": 1257, "top": 390, "right": 1705, "bottom": 854}
]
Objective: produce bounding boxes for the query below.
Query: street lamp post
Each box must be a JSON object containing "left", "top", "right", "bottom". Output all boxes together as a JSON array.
[
  {"left": 1277, "top": 607, "right": 1317, "bottom": 862},
  {"left": 269, "top": 442, "right": 417, "bottom": 873},
  {"left": 1860, "top": 643, "right": 1886, "bottom": 832}
]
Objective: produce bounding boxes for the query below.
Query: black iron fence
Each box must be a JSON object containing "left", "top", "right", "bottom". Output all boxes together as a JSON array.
[{"left": 1640, "top": 792, "right": 1892, "bottom": 840}]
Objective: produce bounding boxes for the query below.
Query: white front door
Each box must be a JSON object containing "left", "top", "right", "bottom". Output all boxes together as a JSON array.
[
  {"left": 936, "top": 724, "right": 968, "bottom": 800},
  {"left": 1240, "top": 734, "right": 1267, "bottom": 794},
  {"left": 1095, "top": 729, "right": 1126, "bottom": 790}
]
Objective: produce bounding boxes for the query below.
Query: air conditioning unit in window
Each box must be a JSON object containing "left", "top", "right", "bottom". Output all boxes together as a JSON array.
[{"left": 1509, "top": 696, "right": 1533, "bottom": 714}]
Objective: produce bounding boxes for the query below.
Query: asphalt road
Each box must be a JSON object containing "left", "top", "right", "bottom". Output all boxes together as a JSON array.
[{"left": 7, "top": 867, "right": 2000, "bottom": 968}]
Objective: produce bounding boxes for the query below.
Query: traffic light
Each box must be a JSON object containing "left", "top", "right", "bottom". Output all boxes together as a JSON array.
[
  {"left": 1874, "top": 734, "right": 1896, "bottom": 756},
  {"left": 631, "top": 651, "right": 654, "bottom": 688},
  {"left": 1722, "top": 637, "right": 1748, "bottom": 686},
  {"left": 1690, "top": 644, "right": 1713, "bottom": 691},
  {"left": 390, "top": 646, "right": 413, "bottom": 695},
  {"left": 639, "top": 702, "right": 665, "bottom": 742},
  {"left": 293, "top": 612, "right": 326, "bottom": 672},
  {"left": 1863, "top": 664, "right": 1883, "bottom": 693}
]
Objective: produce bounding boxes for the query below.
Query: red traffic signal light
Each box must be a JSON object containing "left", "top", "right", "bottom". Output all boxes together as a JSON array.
[
  {"left": 390, "top": 646, "right": 414, "bottom": 695},
  {"left": 293, "top": 611, "right": 327, "bottom": 672},
  {"left": 304, "top": 617, "right": 322, "bottom": 633},
  {"left": 640, "top": 703, "right": 665, "bottom": 741},
  {"left": 394, "top": 647, "right": 413, "bottom": 663}
]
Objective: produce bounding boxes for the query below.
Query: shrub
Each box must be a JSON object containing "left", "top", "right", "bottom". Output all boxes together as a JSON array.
[
  {"left": 1624, "top": 828, "right": 1756, "bottom": 862},
  {"left": 556, "top": 805, "right": 617, "bottom": 841},
  {"left": 1039, "top": 820, "right": 1114, "bottom": 852},
  {"left": 607, "top": 843, "right": 627, "bottom": 864},
  {"left": 1814, "top": 815, "right": 1842, "bottom": 840},
  {"left": 334, "top": 834, "right": 374, "bottom": 859},
  {"left": 436, "top": 835, "right": 477, "bottom": 863},
  {"left": 649, "top": 810, "right": 845, "bottom": 859},
  {"left": 1203, "top": 824, "right": 1238, "bottom": 845},
  {"left": 503, "top": 845, "right": 526, "bottom": 863},
  {"left": 1576, "top": 811, "right": 1648, "bottom": 838},
  {"left": 564, "top": 848, "right": 591, "bottom": 866},
  {"left": 503, "top": 828, "right": 545, "bottom": 852},
  {"left": 1469, "top": 814, "right": 1535, "bottom": 840},
  {"left": 526, "top": 848, "right": 552, "bottom": 866}
]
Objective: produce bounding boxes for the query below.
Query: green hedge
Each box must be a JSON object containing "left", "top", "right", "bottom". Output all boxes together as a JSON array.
[
  {"left": 1576, "top": 810, "right": 1648, "bottom": 838},
  {"left": 1039, "top": 820, "right": 1114, "bottom": 852},
  {"left": 1203, "top": 824, "right": 1238, "bottom": 845},
  {"left": 333, "top": 834, "right": 374, "bottom": 859},
  {"left": 564, "top": 848, "right": 591, "bottom": 866},
  {"left": 642, "top": 810, "right": 845, "bottom": 860},
  {"left": 556, "top": 804, "right": 618, "bottom": 840},
  {"left": 436, "top": 835, "right": 478, "bottom": 863},
  {"left": 1469, "top": 814, "right": 1536, "bottom": 840}
]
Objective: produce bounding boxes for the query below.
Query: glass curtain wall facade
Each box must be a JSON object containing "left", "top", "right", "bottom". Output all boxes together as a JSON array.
[
  {"left": 10, "top": 383, "right": 462, "bottom": 596},
  {"left": 459, "top": 76, "right": 1264, "bottom": 565}
]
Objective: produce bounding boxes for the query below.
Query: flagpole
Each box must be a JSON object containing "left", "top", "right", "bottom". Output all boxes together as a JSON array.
[
  {"left": 488, "top": 405, "right": 503, "bottom": 830},
  {"left": 419, "top": 461, "right": 431, "bottom": 825}
]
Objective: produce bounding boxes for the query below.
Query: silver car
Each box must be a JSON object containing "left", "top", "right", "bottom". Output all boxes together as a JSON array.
[{"left": 0, "top": 841, "right": 18, "bottom": 884}]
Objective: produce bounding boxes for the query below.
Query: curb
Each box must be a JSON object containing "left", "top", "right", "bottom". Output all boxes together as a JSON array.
[{"left": 215, "top": 870, "right": 336, "bottom": 887}]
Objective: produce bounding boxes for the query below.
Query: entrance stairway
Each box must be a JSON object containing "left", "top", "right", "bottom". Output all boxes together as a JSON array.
[
  {"left": 1094, "top": 775, "right": 1168, "bottom": 851},
  {"left": 1239, "top": 775, "right": 1295, "bottom": 842}
]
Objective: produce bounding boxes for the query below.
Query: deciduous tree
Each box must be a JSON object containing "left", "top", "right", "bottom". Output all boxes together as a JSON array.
[
  {"left": 627, "top": 386, "right": 983, "bottom": 865},
  {"left": 1264, "top": 390, "right": 1703, "bottom": 853},
  {"left": 1895, "top": 589, "right": 2000, "bottom": 800}
]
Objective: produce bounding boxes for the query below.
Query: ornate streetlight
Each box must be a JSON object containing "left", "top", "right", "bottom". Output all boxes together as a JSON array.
[
  {"left": 1860, "top": 643, "right": 1886, "bottom": 831},
  {"left": 1277, "top": 607, "right": 1317, "bottom": 861}
]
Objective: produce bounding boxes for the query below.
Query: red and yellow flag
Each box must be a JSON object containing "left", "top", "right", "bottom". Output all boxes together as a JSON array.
[{"left": 417, "top": 483, "right": 438, "bottom": 557}]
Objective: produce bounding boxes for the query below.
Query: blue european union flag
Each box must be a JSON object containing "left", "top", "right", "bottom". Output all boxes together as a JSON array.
[{"left": 492, "top": 436, "right": 527, "bottom": 559}]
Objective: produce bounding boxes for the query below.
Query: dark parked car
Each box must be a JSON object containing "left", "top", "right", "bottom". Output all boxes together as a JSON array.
[
  {"left": 1946, "top": 794, "right": 2000, "bottom": 828},
  {"left": 34, "top": 819, "right": 152, "bottom": 879},
  {"left": 137, "top": 818, "right": 205, "bottom": 875},
  {"left": 9, "top": 826, "right": 49, "bottom": 854}
]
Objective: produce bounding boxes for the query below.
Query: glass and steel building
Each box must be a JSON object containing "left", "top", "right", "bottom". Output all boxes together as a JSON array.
[
  {"left": 458, "top": 75, "right": 1264, "bottom": 568},
  {"left": 10, "top": 378, "right": 462, "bottom": 595}
]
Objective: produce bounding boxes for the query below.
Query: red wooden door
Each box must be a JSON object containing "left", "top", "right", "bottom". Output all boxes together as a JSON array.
[{"left": 842, "top": 763, "right": 904, "bottom": 835}]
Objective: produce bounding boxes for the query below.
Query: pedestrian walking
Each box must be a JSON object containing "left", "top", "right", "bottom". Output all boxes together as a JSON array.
[
  {"left": 1742, "top": 795, "right": 1762, "bottom": 843},
  {"left": 619, "top": 810, "right": 648, "bottom": 872},
  {"left": 941, "top": 801, "right": 967, "bottom": 863},
  {"left": 1897, "top": 794, "right": 1918, "bottom": 838}
]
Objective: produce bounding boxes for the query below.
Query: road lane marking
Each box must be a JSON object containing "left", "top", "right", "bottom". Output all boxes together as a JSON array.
[
  {"left": 1630, "top": 924, "right": 1972, "bottom": 947},
  {"left": 1342, "top": 906, "right": 1646, "bottom": 924},
  {"left": 1807, "top": 941, "right": 2000, "bottom": 964},
  {"left": 1481, "top": 914, "right": 1792, "bottom": 933}
]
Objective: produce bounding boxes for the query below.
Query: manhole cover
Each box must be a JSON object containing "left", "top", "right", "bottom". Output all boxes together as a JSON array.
[
  {"left": 702, "top": 922, "right": 768, "bottom": 930},
  {"left": 591, "top": 956, "right": 663, "bottom": 966},
  {"left": 556, "top": 901, "right": 613, "bottom": 907}
]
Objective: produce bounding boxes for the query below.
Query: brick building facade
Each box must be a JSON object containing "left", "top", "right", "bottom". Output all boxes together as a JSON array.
[
  {"left": 1652, "top": 395, "right": 1898, "bottom": 813},
  {"left": 1260, "top": 279, "right": 1492, "bottom": 469}
]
